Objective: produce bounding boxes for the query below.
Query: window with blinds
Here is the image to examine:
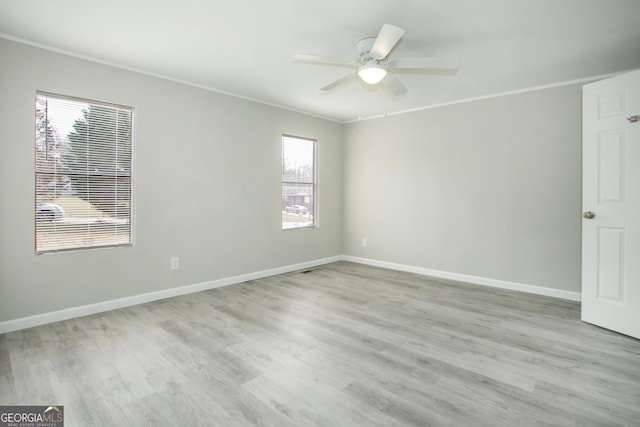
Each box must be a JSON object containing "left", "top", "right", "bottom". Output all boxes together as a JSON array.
[
  {"left": 282, "top": 135, "right": 317, "bottom": 229},
  {"left": 35, "top": 92, "right": 134, "bottom": 253}
]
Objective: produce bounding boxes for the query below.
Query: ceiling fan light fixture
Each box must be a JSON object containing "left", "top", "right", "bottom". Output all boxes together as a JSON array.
[{"left": 358, "top": 64, "right": 387, "bottom": 84}]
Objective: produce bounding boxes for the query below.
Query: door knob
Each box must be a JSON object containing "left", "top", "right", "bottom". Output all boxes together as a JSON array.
[{"left": 583, "top": 211, "right": 596, "bottom": 219}]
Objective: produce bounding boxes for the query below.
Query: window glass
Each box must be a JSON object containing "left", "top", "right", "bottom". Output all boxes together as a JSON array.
[
  {"left": 35, "top": 92, "right": 134, "bottom": 253},
  {"left": 282, "top": 135, "right": 316, "bottom": 229}
]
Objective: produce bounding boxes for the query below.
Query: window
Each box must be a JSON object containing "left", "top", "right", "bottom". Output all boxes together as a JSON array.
[
  {"left": 282, "top": 135, "right": 316, "bottom": 229},
  {"left": 35, "top": 92, "right": 134, "bottom": 253}
]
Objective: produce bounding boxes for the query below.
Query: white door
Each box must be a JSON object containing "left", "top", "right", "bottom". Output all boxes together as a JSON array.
[{"left": 582, "top": 69, "right": 640, "bottom": 339}]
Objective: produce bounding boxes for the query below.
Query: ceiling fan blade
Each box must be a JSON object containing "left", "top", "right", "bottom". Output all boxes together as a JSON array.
[
  {"left": 390, "top": 57, "right": 459, "bottom": 73},
  {"left": 370, "top": 24, "right": 405, "bottom": 60},
  {"left": 321, "top": 73, "right": 357, "bottom": 92},
  {"left": 384, "top": 74, "right": 408, "bottom": 96},
  {"left": 293, "top": 53, "right": 356, "bottom": 68}
]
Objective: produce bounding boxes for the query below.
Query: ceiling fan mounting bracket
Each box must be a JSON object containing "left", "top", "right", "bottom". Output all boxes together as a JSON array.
[{"left": 356, "top": 37, "right": 384, "bottom": 65}]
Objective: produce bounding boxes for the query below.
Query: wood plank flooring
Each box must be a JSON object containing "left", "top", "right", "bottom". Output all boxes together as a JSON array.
[{"left": 1, "top": 261, "right": 639, "bottom": 426}]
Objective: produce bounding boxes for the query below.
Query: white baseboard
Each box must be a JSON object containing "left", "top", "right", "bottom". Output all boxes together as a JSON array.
[
  {"left": 0, "top": 254, "right": 581, "bottom": 334},
  {"left": 0, "top": 256, "right": 341, "bottom": 334},
  {"left": 340, "top": 255, "right": 582, "bottom": 302}
]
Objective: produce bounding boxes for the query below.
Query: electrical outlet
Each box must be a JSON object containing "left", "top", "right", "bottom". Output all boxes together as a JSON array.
[
  {"left": 362, "top": 238, "right": 368, "bottom": 247},
  {"left": 170, "top": 257, "right": 180, "bottom": 270}
]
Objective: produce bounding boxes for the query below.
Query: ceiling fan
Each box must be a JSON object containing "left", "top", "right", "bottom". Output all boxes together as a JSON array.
[{"left": 293, "top": 24, "right": 459, "bottom": 96}]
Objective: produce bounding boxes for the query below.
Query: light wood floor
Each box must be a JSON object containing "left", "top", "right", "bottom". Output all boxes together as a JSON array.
[{"left": 1, "top": 261, "right": 639, "bottom": 426}]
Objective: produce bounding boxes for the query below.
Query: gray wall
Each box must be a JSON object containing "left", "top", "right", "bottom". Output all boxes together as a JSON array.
[
  {"left": 0, "top": 36, "right": 584, "bottom": 325},
  {"left": 342, "top": 84, "right": 582, "bottom": 292},
  {"left": 0, "top": 39, "right": 343, "bottom": 322}
]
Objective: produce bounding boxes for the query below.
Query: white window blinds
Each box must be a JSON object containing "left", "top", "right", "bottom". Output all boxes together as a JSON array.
[{"left": 35, "top": 92, "right": 134, "bottom": 253}]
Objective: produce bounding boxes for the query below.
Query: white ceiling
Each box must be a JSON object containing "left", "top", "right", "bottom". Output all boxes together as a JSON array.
[{"left": 1, "top": 0, "right": 640, "bottom": 122}]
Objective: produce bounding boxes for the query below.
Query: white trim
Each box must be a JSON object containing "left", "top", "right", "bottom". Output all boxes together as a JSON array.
[
  {"left": 0, "top": 256, "right": 341, "bottom": 334},
  {"left": 344, "top": 70, "right": 635, "bottom": 123},
  {"left": 341, "top": 255, "right": 581, "bottom": 302},
  {"left": 0, "top": 33, "right": 340, "bottom": 124},
  {"left": 3, "top": 32, "right": 635, "bottom": 125},
  {"left": 0, "top": 254, "right": 581, "bottom": 334}
]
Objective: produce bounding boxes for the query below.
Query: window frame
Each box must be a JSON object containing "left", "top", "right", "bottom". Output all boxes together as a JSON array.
[
  {"left": 281, "top": 134, "right": 318, "bottom": 230},
  {"left": 34, "top": 91, "right": 135, "bottom": 254}
]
